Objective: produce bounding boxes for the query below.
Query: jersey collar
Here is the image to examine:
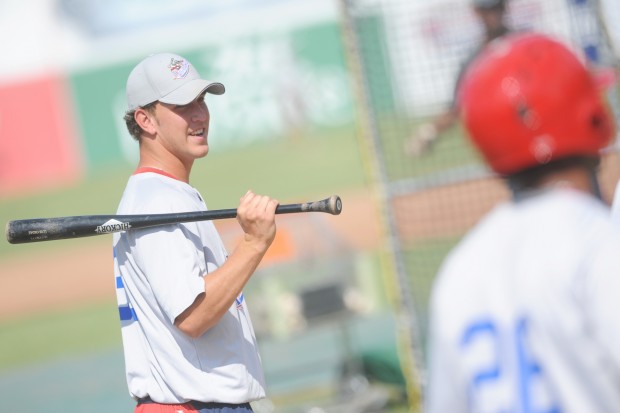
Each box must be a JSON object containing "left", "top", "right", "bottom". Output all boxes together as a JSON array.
[{"left": 133, "top": 166, "right": 178, "bottom": 181}]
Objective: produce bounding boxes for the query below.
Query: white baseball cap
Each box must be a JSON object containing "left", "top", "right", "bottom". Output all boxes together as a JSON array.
[{"left": 126, "top": 52, "right": 225, "bottom": 110}]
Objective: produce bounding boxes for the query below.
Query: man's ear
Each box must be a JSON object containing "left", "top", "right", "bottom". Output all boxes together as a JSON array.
[{"left": 135, "top": 107, "right": 157, "bottom": 136}]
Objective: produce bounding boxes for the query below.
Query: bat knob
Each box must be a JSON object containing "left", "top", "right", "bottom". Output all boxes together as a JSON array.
[{"left": 328, "top": 195, "right": 343, "bottom": 215}]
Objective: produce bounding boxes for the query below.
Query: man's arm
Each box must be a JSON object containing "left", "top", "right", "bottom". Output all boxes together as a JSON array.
[
  {"left": 404, "top": 108, "right": 460, "bottom": 157},
  {"left": 174, "top": 191, "right": 278, "bottom": 338}
]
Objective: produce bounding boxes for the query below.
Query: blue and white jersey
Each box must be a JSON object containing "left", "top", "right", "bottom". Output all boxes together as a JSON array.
[
  {"left": 112, "top": 171, "right": 265, "bottom": 404},
  {"left": 426, "top": 188, "right": 620, "bottom": 413}
]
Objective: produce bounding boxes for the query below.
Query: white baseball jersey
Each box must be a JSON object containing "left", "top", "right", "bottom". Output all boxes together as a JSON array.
[
  {"left": 112, "top": 170, "right": 266, "bottom": 404},
  {"left": 426, "top": 188, "right": 620, "bottom": 413}
]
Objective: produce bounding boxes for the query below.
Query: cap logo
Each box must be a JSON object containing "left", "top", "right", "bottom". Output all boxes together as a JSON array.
[{"left": 168, "top": 58, "right": 190, "bottom": 79}]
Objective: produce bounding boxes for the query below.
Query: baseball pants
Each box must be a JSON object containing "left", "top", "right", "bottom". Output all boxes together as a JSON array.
[{"left": 135, "top": 398, "right": 253, "bottom": 413}]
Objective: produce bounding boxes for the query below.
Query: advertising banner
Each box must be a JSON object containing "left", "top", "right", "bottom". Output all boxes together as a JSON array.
[
  {"left": 69, "top": 21, "right": 354, "bottom": 168},
  {"left": 0, "top": 75, "right": 82, "bottom": 197}
]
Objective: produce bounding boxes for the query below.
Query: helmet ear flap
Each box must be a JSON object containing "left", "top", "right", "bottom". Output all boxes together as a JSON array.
[{"left": 459, "top": 33, "right": 615, "bottom": 176}]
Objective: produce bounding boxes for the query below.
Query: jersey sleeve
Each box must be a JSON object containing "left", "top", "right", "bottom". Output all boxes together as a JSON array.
[{"left": 132, "top": 223, "right": 206, "bottom": 324}]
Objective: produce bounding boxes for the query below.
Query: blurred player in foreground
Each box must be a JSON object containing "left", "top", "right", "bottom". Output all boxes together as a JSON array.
[
  {"left": 404, "top": 0, "right": 511, "bottom": 156},
  {"left": 426, "top": 33, "right": 620, "bottom": 412},
  {"left": 114, "top": 52, "right": 277, "bottom": 412}
]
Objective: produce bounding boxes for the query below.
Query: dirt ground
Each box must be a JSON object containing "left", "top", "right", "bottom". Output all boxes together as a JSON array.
[{"left": 2, "top": 152, "right": 619, "bottom": 321}]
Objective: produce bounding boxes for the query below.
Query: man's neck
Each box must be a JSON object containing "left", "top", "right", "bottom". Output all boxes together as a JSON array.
[
  {"left": 536, "top": 166, "right": 597, "bottom": 194},
  {"left": 510, "top": 164, "right": 602, "bottom": 202},
  {"left": 137, "top": 151, "right": 192, "bottom": 183}
]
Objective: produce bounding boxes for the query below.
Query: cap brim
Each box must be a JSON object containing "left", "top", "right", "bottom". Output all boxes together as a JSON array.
[{"left": 159, "top": 79, "right": 225, "bottom": 105}]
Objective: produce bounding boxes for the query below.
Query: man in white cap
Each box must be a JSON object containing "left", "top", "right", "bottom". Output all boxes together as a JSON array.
[{"left": 113, "top": 52, "right": 278, "bottom": 413}]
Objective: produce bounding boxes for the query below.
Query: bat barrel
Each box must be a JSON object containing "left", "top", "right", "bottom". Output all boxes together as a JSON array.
[{"left": 5, "top": 216, "right": 104, "bottom": 244}]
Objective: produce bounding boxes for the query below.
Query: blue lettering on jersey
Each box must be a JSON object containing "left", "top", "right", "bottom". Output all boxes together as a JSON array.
[
  {"left": 236, "top": 292, "right": 244, "bottom": 309},
  {"left": 116, "top": 275, "right": 138, "bottom": 323},
  {"left": 114, "top": 248, "right": 138, "bottom": 324},
  {"left": 118, "top": 305, "right": 136, "bottom": 321},
  {"left": 460, "top": 316, "right": 561, "bottom": 413},
  {"left": 461, "top": 320, "right": 501, "bottom": 391}
]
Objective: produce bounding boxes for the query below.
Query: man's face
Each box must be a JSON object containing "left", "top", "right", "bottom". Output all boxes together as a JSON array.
[{"left": 150, "top": 92, "right": 211, "bottom": 163}]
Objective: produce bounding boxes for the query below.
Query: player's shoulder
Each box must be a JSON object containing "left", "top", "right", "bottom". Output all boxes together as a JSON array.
[
  {"left": 433, "top": 189, "right": 618, "bottom": 282},
  {"left": 556, "top": 189, "right": 619, "bottom": 239},
  {"left": 448, "top": 201, "right": 512, "bottom": 255},
  {"left": 118, "top": 173, "right": 200, "bottom": 214},
  {"left": 430, "top": 203, "right": 511, "bottom": 294},
  {"left": 501, "top": 189, "right": 618, "bottom": 248}
]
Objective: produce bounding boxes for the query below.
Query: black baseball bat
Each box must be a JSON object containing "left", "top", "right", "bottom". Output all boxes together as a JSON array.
[{"left": 5, "top": 195, "right": 342, "bottom": 244}]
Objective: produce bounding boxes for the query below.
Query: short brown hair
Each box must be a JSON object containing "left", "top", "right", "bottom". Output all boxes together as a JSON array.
[{"left": 124, "top": 101, "right": 157, "bottom": 141}]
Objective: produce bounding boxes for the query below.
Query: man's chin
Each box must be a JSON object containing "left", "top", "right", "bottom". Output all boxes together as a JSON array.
[{"left": 197, "top": 145, "right": 209, "bottom": 158}]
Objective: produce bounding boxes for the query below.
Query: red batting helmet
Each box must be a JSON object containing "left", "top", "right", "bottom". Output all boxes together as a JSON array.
[{"left": 458, "top": 32, "right": 615, "bottom": 176}]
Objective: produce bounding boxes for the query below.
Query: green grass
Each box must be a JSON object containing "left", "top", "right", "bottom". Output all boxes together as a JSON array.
[
  {"left": 0, "top": 299, "right": 121, "bottom": 371},
  {"left": 194, "top": 126, "right": 368, "bottom": 208}
]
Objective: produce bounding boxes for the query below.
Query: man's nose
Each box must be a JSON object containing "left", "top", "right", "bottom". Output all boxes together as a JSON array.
[{"left": 192, "top": 103, "right": 209, "bottom": 122}]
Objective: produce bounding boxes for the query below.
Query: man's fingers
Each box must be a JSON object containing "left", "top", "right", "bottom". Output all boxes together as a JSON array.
[
  {"left": 240, "top": 190, "right": 255, "bottom": 204},
  {"left": 255, "top": 195, "right": 279, "bottom": 214},
  {"left": 238, "top": 191, "right": 278, "bottom": 217},
  {"left": 266, "top": 198, "right": 279, "bottom": 214}
]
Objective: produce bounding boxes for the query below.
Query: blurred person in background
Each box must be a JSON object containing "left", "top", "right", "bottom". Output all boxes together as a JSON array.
[
  {"left": 426, "top": 32, "right": 620, "bottom": 412},
  {"left": 114, "top": 52, "right": 278, "bottom": 413},
  {"left": 404, "top": 0, "right": 512, "bottom": 157}
]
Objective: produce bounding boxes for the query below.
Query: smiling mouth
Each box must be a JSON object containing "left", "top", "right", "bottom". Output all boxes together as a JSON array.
[{"left": 189, "top": 129, "right": 205, "bottom": 137}]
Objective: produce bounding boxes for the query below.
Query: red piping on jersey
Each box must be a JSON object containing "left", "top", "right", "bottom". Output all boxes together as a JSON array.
[{"left": 133, "top": 167, "right": 178, "bottom": 180}]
